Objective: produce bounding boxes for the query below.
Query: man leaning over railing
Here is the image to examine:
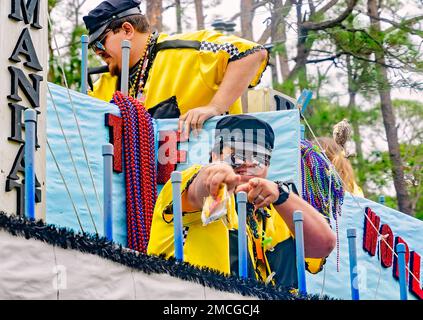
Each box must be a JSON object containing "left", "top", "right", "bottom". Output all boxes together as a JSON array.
[
  {"left": 83, "top": 0, "right": 268, "bottom": 138},
  {"left": 147, "top": 115, "right": 336, "bottom": 288}
]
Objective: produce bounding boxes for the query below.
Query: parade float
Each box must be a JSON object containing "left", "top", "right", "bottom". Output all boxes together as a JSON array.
[{"left": 0, "top": 0, "right": 422, "bottom": 300}]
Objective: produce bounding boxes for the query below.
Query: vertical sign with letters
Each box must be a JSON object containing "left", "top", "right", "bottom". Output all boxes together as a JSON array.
[{"left": 0, "top": 0, "right": 47, "bottom": 219}]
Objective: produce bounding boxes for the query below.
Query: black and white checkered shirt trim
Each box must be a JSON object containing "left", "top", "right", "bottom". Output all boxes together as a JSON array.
[
  {"left": 182, "top": 226, "right": 189, "bottom": 246},
  {"left": 200, "top": 41, "right": 240, "bottom": 60}
]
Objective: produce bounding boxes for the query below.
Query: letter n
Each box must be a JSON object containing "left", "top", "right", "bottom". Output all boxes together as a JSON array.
[
  {"left": 409, "top": 251, "right": 423, "bottom": 300},
  {"left": 363, "top": 207, "right": 380, "bottom": 256},
  {"left": 8, "top": 66, "right": 42, "bottom": 109}
]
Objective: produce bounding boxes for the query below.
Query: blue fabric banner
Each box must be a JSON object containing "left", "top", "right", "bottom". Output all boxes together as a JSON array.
[{"left": 46, "top": 84, "right": 423, "bottom": 300}]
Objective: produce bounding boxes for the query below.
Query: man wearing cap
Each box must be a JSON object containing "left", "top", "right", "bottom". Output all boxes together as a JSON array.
[
  {"left": 83, "top": 0, "right": 268, "bottom": 137},
  {"left": 147, "top": 115, "right": 336, "bottom": 287}
]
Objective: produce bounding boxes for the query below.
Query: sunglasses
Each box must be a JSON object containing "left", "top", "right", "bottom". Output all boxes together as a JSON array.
[
  {"left": 89, "top": 29, "right": 111, "bottom": 53},
  {"left": 222, "top": 150, "right": 270, "bottom": 170}
]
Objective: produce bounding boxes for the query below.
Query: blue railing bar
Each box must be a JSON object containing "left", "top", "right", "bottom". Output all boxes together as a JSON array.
[
  {"left": 237, "top": 191, "right": 248, "bottom": 279},
  {"left": 24, "top": 109, "right": 37, "bottom": 220},
  {"left": 171, "top": 171, "right": 184, "bottom": 261},
  {"left": 347, "top": 228, "right": 360, "bottom": 300},
  {"left": 397, "top": 243, "right": 408, "bottom": 300},
  {"left": 297, "top": 90, "right": 313, "bottom": 114},
  {"left": 294, "top": 210, "right": 307, "bottom": 295},
  {"left": 80, "top": 35, "right": 89, "bottom": 94},
  {"left": 102, "top": 144, "right": 114, "bottom": 241},
  {"left": 121, "top": 40, "right": 131, "bottom": 96}
]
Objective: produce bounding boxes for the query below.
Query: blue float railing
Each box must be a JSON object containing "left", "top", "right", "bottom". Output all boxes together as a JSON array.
[
  {"left": 24, "top": 109, "right": 37, "bottom": 220},
  {"left": 294, "top": 210, "right": 307, "bottom": 295},
  {"left": 237, "top": 192, "right": 248, "bottom": 279},
  {"left": 120, "top": 40, "right": 131, "bottom": 96},
  {"left": 80, "top": 35, "right": 89, "bottom": 94},
  {"left": 297, "top": 89, "right": 313, "bottom": 114},
  {"left": 397, "top": 243, "right": 408, "bottom": 300},
  {"left": 171, "top": 171, "right": 184, "bottom": 262},
  {"left": 102, "top": 144, "right": 114, "bottom": 241},
  {"left": 347, "top": 228, "right": 360, "bottom": 300}
]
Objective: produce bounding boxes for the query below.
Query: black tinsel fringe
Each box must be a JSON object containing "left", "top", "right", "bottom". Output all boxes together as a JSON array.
[{"left": 0, "top": 212, "right": 335, "bottom": 300}]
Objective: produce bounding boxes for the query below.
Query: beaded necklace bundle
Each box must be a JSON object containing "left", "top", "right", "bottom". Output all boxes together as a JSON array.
[
  {"left": 301, "top": 139, "right": 344, "bottom": 271},
  {"left": 113, "top": 91, "right": 157, "bottom": 253}
]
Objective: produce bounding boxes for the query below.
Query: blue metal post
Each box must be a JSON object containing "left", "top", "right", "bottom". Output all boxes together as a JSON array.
[
  {"left": 294, "top": 211, "right": 307, "bottom": 295},
  {"left": 297, "top": 90, "right": 313, "bottom": 114},
  {"left": 24, "top": 109, "right": 37, "bottom": 220},
  {"left": 80, "top": 35, "right": 89, "bottom": 94},
  {"left": 300, "top": 124, "right": 305, "bottom": 140},
  {"left": 171, "top": 171, "right": 184, "bottom": 261},
  {"left": 397, "top": 243, "right": 408, "bottom": 300},
  {"left": 102, "top": 144, "right": 114, "bottom": 241},
  {"left": 379, "top": 195, "right": 386, "bottom": 205},
  {"left": 121, "top": 40, "right": 131, "bottom": 96},
  {"left": 237, "top": 192, "right": 248, "bottom": 279},
  {"left": 347, "top": 228, "right": 360, "bottom": 300}
]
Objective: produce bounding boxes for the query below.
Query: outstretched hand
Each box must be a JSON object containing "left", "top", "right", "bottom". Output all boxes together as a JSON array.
[
  {"left": 236, "top": 178, "right": 280, "bottom": 209},
  {"left": 202, "top": 163, "right": 241, "bottom": 199}
]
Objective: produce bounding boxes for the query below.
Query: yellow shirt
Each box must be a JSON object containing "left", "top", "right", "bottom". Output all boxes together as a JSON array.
[
  {"left": 147, "top": 165, "right": 324, "bottom": 286},
  {"left": 89, "top": 30, "right": 269, "bottom": 115}
]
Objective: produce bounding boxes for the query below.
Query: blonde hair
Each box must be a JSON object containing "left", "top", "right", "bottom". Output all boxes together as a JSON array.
[{"left": 314, "top": 137, "right": 358, "bottom": 194}]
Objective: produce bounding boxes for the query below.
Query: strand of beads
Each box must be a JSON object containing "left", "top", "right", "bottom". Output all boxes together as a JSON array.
[
  {"left": 129, "top": 34, "right": 151, "bottom": 98},
  {"left": 119, "top": 92, "right": 144, "bottom": 252},
  {"left": 113, "top": 92, "right": 139, "bottom": 250},
  {"left": 113, "top": 92, "right": 157, "bottom": 253},
  {"left": 301, "top": 139, "right": 344, "bottom": 272},
  {"left": 300, "top": 140, "right": 344, "bottom": 221},
  {"left": 129, "top": 33, "right": 152, "bottom": 99},
  {"left": 130, "top": 94, "right": 156, "bottom": 250}
]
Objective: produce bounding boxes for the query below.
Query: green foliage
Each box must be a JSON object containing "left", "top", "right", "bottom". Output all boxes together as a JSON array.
[
  {"left": 364, "top": 99, "right": 423, "bottom": 217},
  {"left": 365, "top": 143, "right": 423, "bottom": 217},
  {"left": 304, "top": 98, "right": 378, "bottom": 138},
  {"left": 273, "top": 79, "right": 296, "bottom": 97}
]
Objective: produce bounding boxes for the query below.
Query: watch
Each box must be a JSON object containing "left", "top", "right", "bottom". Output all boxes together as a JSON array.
[{"left": 273, "top": 181, "right": 290, "bottom": 206}]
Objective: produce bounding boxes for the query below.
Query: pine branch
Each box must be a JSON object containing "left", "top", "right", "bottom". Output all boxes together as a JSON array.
[{"left": 302, "top": 0, "right": 358, "bottom": 31}]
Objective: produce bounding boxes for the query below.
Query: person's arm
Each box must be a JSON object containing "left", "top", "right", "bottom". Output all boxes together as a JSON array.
[
  {"left": 236, "top": 179, "right": 336, "bottom": 259},
  {"left": 178, "top": 49, "right": 268, "bottom": 139}
]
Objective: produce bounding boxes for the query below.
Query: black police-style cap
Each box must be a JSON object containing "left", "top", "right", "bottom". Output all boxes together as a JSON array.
[
  {"left": 215, "top": 115, "right": 275, "bottom": 152},
  {"left": 83, "top": 0, "right": 142, "bottom": 46}
]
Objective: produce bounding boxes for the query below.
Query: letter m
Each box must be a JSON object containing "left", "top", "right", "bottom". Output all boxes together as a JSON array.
[
  {"left": 9, "top": 0, "right": 41, "bottom": 29},
  {"left": 363, "top": 207, "right": 380, "bottom": 256}
]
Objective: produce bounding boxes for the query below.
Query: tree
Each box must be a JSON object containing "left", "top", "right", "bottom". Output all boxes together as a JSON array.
[
  {"left": 147, "top": 0, "right": 163, "bottom": 32},
  {"left": 366, "top": 100, "right": 423, "bottom": 217},
  {"left": 290, "top": 0, "right": 422, "bottom": 214},
  {"left": 367, "top": 0, "right": 414, "bottom": 214},
  {"left": 175, "top": 0, "right": 183, "bottom": 33},
  {"left": 269, "top": 0, "right": 358, "bottom": 96},
  {"left": 194, "top": 0, "right": 205, "bottom": 30},
  {"left": 48, "top": 0, "right": 61, "bottom": 82},
  {"left": 240, "top": 0, "right": 254, "bottom": 40}
]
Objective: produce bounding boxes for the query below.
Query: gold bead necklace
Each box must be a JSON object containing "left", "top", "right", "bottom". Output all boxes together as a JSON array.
[{"left": 129, "top": 33, "right": 152, "bottom": 99}]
